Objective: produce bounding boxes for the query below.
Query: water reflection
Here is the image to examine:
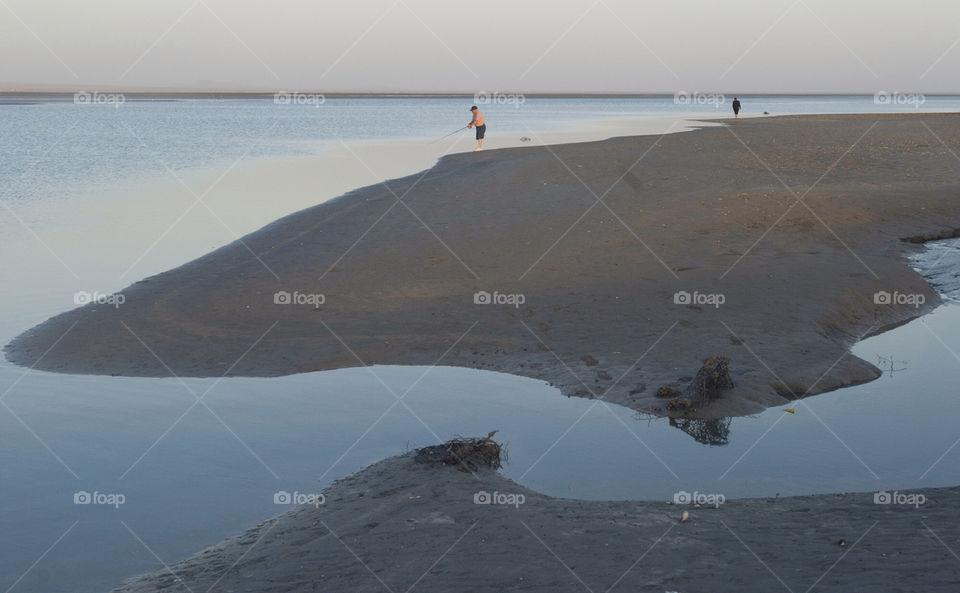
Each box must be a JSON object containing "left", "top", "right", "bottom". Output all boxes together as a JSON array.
[
  {"left": 668, "top": 416, "right": 733, "bottom": 446},
  {"left": 911, "top": 238, "right": 960, "bottom": 298},
  {"left": 876, "top": 353, "right": 909, "bottom": 377}
]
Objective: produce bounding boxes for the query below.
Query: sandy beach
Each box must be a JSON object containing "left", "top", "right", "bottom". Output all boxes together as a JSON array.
[
  {"left": 0, "top": 114, "right": 715, "bottom": 341},
  {"left": 8, "top": 114, "right": 960, "bottom": 420},
  {"left": 5, "top": 111, "right": 960, "bottom": 593},
  {"left": 110, "top": 439, "right": 960, "bottom": 593},
  {"left": 7, "top": 0, "right": 960, "bottom": 589}
]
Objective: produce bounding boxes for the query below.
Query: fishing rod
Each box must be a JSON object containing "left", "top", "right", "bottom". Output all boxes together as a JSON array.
[{"left": 431, "top": 126, "right": 468, "bottom": 143}]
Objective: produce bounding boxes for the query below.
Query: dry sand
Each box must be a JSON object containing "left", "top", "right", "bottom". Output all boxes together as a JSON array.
[
  {"left": 109, "top": 443, "right": 960, "bottom": 593},
  {"left": 7, "top": 114, "right": 960, "bottom": 419}
]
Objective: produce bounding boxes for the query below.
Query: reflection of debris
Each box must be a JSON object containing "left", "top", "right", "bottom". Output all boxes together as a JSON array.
[
  {"left": 414, "top": 435, "right": 504, "bottom": 472},
  {"left": 669, "top": 417, "right": 732, "bottom": 446},
  {"left": 876, "top": 354, "right": 908, "bottom": 377}
]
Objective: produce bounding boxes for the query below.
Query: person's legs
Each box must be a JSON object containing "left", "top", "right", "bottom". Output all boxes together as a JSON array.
[{"left": 475, "top": 125, "right": 485, "bottom": 151}]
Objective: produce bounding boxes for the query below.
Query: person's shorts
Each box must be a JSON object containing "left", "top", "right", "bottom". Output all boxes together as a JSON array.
[{"left": 475, "top": 124, "right": 486, "bottom": 140}]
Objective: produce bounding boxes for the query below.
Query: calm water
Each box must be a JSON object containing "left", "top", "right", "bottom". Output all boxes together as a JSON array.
[
  {"left": 2, "top": 97, "right": 960, "bottom": 592},
  {"left": 3, "top": 94, "right": 959, "bottom": 218}
]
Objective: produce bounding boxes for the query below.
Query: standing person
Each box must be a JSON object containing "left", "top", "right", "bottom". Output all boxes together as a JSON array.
[
  {"left": 468, "top": 105, "right": 485, "bottom": 151},
  {"left": 732, "top": 97, "right": 741, "bottom": 118}
]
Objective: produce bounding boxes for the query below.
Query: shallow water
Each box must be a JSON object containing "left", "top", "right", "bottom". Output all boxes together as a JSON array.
[
  {"left": 4, "top": 94, "right": 960, "bottom": 228},
  {"left": 4, "top": 266, "right": 960, "bottom": 592},
  {"left": 3, "top": 99, "right": 960, "bottom": 591}
]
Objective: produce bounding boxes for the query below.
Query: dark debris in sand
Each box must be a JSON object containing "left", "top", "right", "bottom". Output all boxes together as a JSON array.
[{"left": 413, "top": 435, "right": 505, "bottom": 472}]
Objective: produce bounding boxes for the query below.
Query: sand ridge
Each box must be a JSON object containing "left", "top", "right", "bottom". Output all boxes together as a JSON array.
[
  {"left": 7, "top": 114, "right": 960, "bottom": 418},
  {"left": 109, "top": 446, "right": 960, "bottom": 593}
]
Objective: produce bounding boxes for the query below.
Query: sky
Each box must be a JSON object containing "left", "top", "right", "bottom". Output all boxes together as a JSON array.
[{"left": 0, "top": 0, "right": 958, "bottom": 93}]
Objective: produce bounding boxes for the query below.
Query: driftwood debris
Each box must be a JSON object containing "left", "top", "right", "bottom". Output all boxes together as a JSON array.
[
  {"left": 659, "top": 356, "right": 735, "bottom": 414},
  {"left": 688, "top": 356, "right": 735, "bottom": 407},
  {"left": 414, "top": 435, "right": 504, "bottom": 472}
]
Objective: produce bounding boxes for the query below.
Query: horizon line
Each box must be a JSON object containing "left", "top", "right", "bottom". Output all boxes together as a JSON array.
[{"left": 2, "top": 89, "right": 958, "bottom": 98}]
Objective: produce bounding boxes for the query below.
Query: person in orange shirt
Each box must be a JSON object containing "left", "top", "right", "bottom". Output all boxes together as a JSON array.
[{"left": 467, "top": 105, "right": 486, "bottom": 151}]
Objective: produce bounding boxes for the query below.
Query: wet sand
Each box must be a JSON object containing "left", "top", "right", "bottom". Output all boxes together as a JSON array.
[
  {"left": 7, "top": 114, "right": 960, "bottom": 418},
  {"left": 110, "top": 444, "right": 960, "bottom": 593}
]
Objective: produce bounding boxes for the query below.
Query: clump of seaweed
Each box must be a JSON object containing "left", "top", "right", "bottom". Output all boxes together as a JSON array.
[
  {"left": 414, "top": 432, "right": 505, "bottom": 472},
  {"left": 667, "top": 397, "right": 693, "bottom": 412},
  {"left": 656, "top": 385, "right": 682, "bottom": 399},
  {"left": 688, "top": 356, "right": 734, "bottom": 408},
  {"left": 659, "top": 356, "right": 735, "bottom": 415}
]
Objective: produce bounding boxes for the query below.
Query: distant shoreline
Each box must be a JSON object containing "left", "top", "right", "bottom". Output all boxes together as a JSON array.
[{"left": 3, "top": 90, "right": 960, "bottom": 100}]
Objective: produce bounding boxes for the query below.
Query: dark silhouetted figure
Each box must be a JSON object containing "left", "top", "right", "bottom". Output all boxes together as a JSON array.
[{"left": 732, "top": 97, "right": 741, "bottom": 118}]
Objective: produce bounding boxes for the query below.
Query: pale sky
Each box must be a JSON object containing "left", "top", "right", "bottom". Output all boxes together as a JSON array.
[{"left": 1, "top": 0, "right": 957, "bottom": 93}]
